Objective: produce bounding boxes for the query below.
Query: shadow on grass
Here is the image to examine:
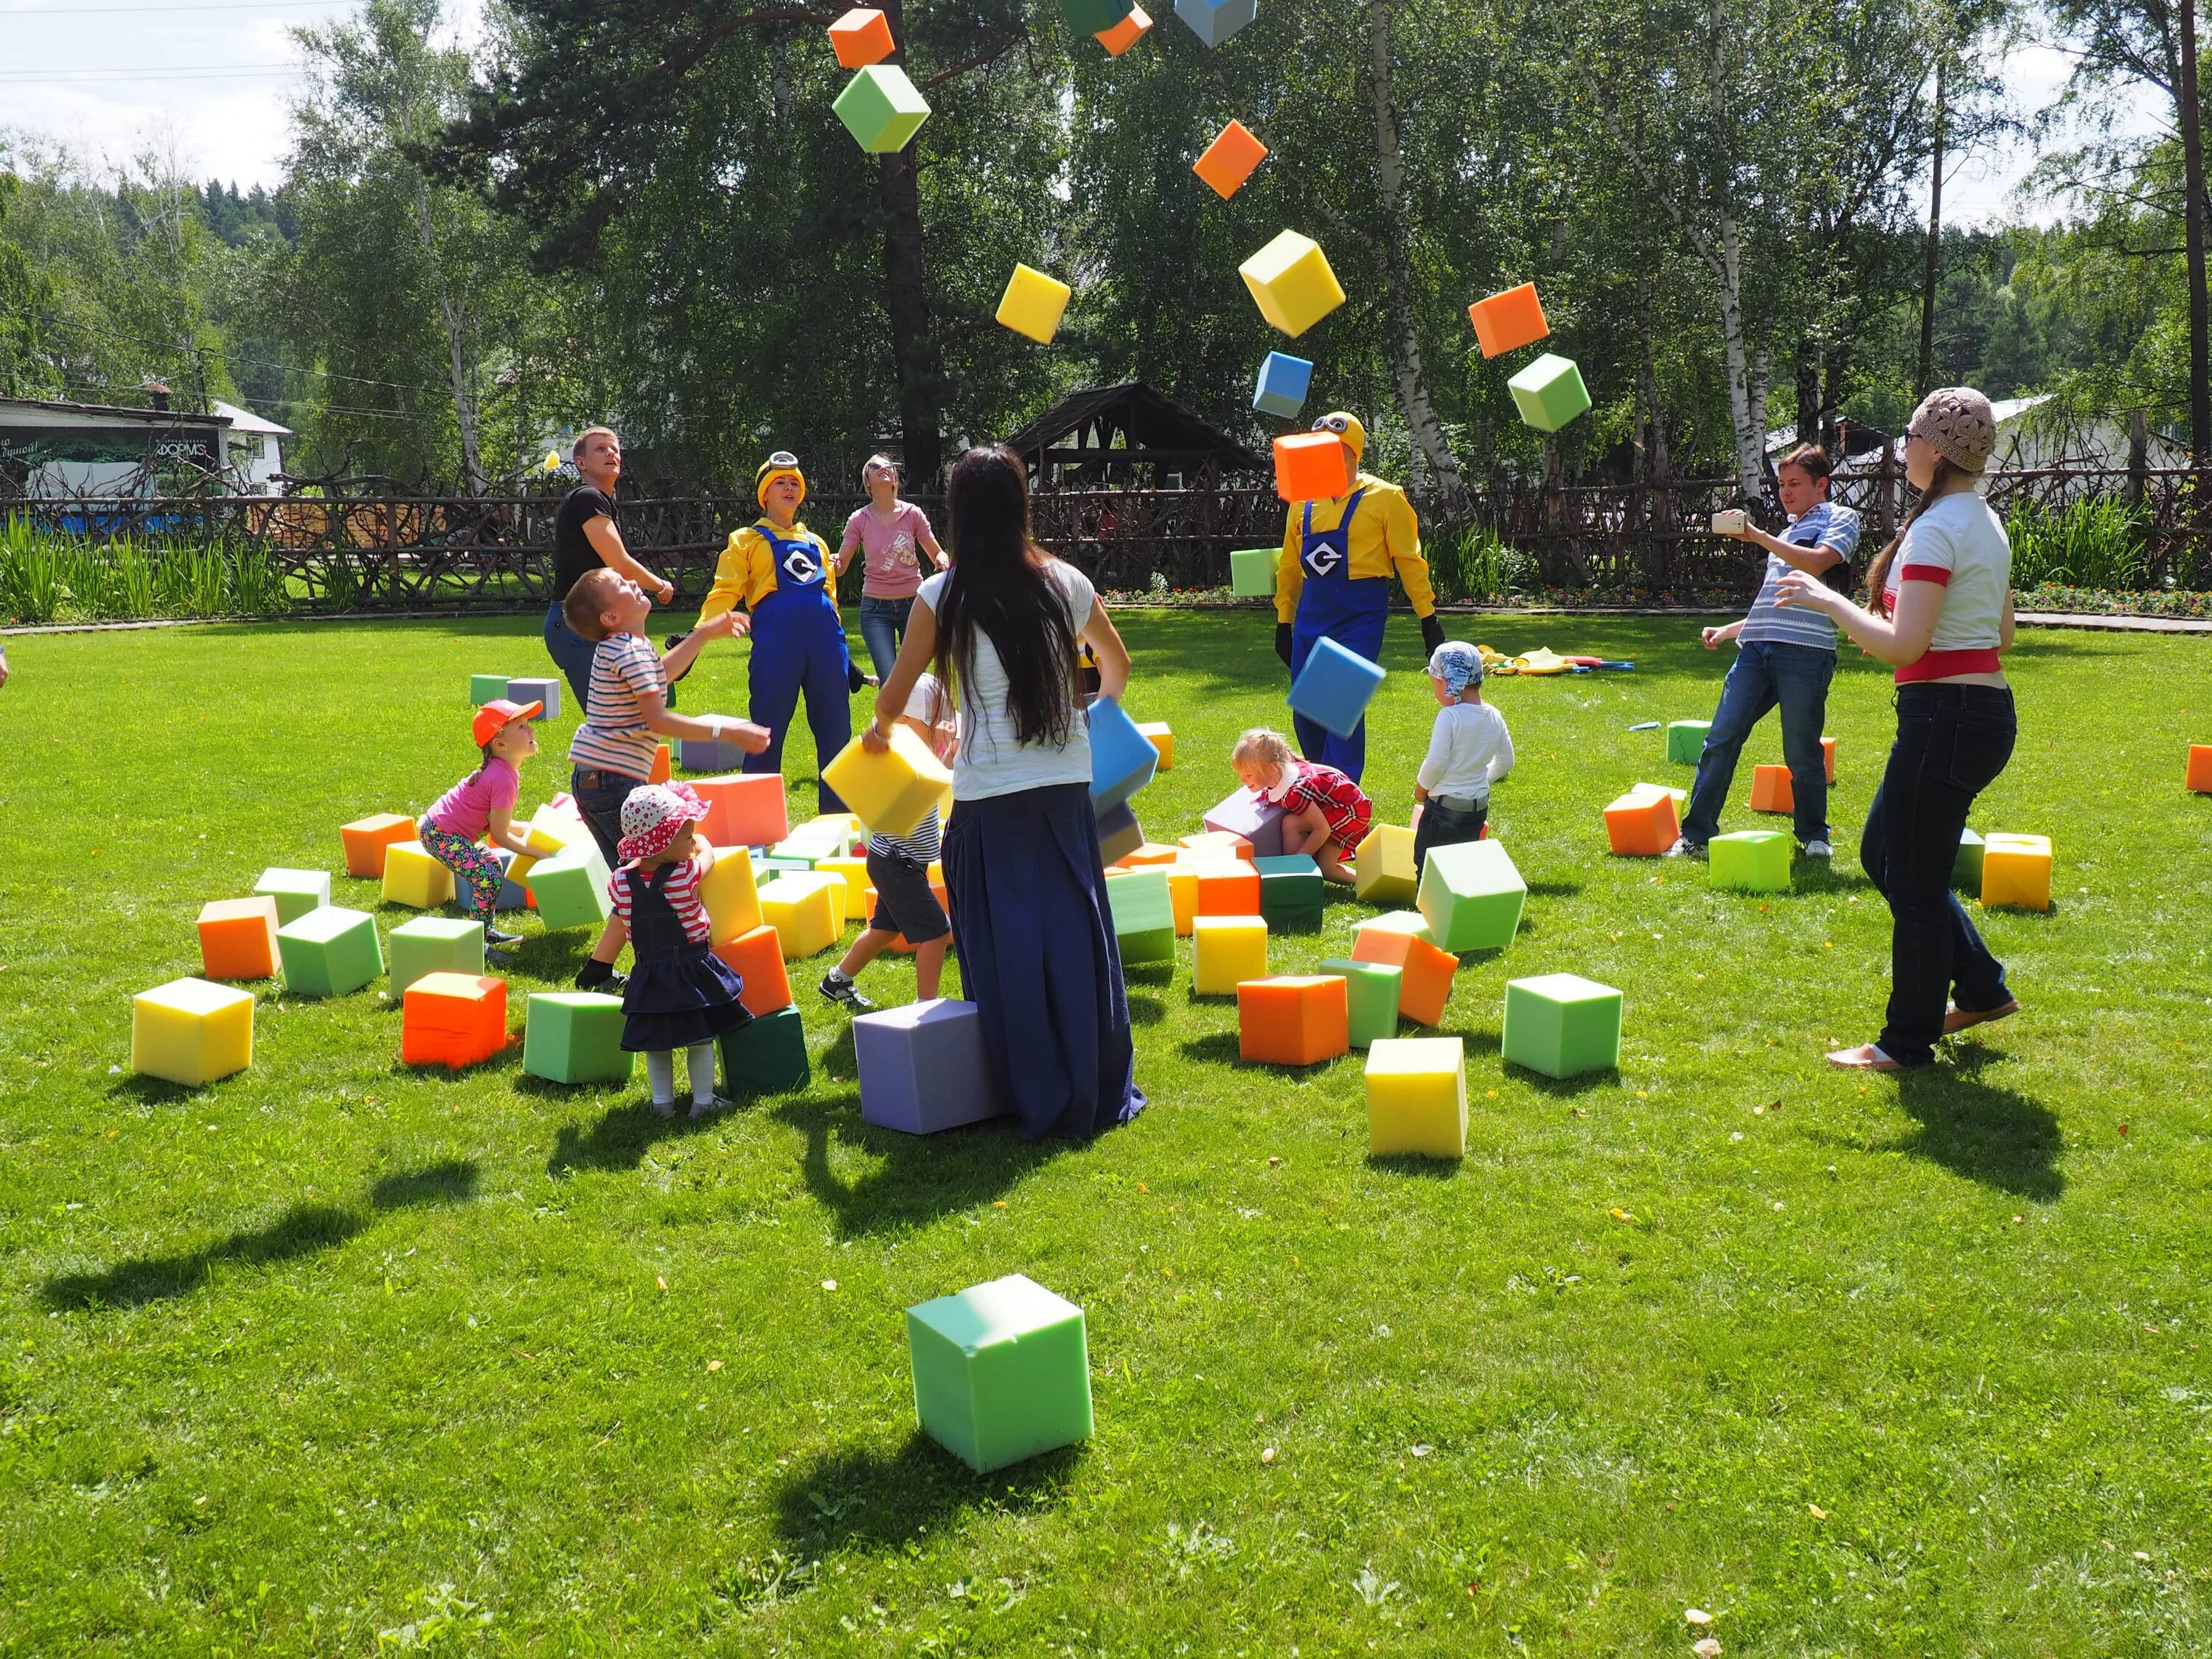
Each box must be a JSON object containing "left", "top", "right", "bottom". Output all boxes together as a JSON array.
[
  {"left": 1887, "top": 1042, "right": 2064, "bottom": 1200},
  {"left": 771, "top": 1093, "right": 1064, "bottom": 1237},
  {"left": 1178, "top": 1032, "right": 1244, "bottom": 1066},
  {"left": 1524, "top": 880, "right": 1585, "bottom": 900},
  {"left": 546, "top": 1100, "right": 720, "bottom": 1174},
  {"left": 1504, "top": 1062, "right": 1618, "bottom": 1096},
  {"left": 773, "top": 1433, "right": 1083, "bottom": 1554},
  {"left": 370, "top": 1158, "right": 480, "bottom": 1209},
  {"left": 1366, "top": 1152, "right": 1463, "bottom": 1178},
  {"left": 1126, "top": 992, "right": 1166, "bottom": 1028}
]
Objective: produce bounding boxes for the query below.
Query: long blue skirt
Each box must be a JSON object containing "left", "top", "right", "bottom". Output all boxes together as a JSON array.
[{"left": 943, "top": 782, "right": 1147, "bottom": 1142}]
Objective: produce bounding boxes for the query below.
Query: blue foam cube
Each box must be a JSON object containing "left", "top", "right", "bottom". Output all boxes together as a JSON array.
[
  {"left": 1088, "top": 696, "right": 1160, "bottom": 814},
  {"left": 1173, "top": 0, "right": 1256, "bottom": 46},
  {"left": 1288, "top": 636, "right": 1386, "bottom": 738},
  {"left": 1253, "top": 352, "right": 1314, "bottom": 420}
]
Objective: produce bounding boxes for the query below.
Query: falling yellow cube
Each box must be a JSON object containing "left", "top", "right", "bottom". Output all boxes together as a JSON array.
[
  {"left": 996, "top": 263, "right": 1074, "bottom": 344},
  {"left": 1238, "top": 229, "right": 1346, "bottom": 338},
  {"left": 132, "top": 975, "right": 255, "bottom": 1086},
  {"left": 1364, "top": 1036, "right": 1467, "bottom": 1158},
  {"left": 1192, "top": 914, "right": 1267, "bottom": 995},
  {"left": 821, "top": 724, "right": 954, "bottom": 838},
  {"left": 1352, "top": 823, "right": 1417, "bottom": 904},
  {"left": 1135, "top": 721, "right": 1174, "bottom": 771},
  {"left": 700, "top": 846, "right": 762, "bottom": 945},
  {"left": 1980, "top": 832, "right": 2053, "bottom": 911},
  {"left": 382, "top": 841, "right": 456, "bottom": 908},
  {"left": 760, "top": 872, "right": 844, "bottom": 959},
  {"left": 816, "top": 855, "right": 872, "bottom": 919}
]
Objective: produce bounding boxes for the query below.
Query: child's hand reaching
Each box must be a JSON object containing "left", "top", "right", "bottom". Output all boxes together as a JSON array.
[
  {"left": 695, "top": 611, "right": 745, "bottom": 641},
  {"left": 720, "top": 717, "right": 772, "bottom": 755}
]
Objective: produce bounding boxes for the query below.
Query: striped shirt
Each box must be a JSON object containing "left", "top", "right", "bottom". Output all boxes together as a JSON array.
[
  {"left": 1736, "top": 501, "right": 1862, "bottom": 650},
  {"left": 608, "top": 858, "right": 710, "bottom": 944},
  {"left": 569, "top": 630, "right": 663, "bottom": 779}
]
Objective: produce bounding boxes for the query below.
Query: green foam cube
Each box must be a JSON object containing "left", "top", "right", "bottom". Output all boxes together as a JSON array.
[
  {"left": 1666, "top": 720, "right": 1710, "bottom": 765},
  {"left": 1708, "top": 830, "right": 1792, "bottom": 892},
  {"left": 254, "top": 866, "right": 330, "bottom": 925},
  {"left": 1105, "top": 869, "right": 1175, "bottom": 965},
  {"left": 1321, "top": 956, "right": 1401, "bottom": 1048},
  {"left": 387, "top": 916, "right": 486, "bottom": 992},
  {"left": 522, "top": 991, "right": 633, "bottom": 1085},
  {"left": 771, "top": 828, "right": 847, "bottom": 867},
  {"left": 1063, "top": 0, "right": 1135, "bottom": 30},
  {"left": 1506, "top": 352, "right": 1592, "bottom": 433},
  {"left": 1954, "top": 827, "right": 1985, "bottom": 894},
  {"left": 833, "top": 64, "right": 930, "bottom": 154},
  {"left": 274, "top": 905, "right": 383, "bottom": 997},
  {"left": 757, "top": 856, "right": 813, "bottom": 877},
  {"left": 469, "top": 674, "right": 508, "bottom": 705},
  {"left": 907, "top": 1274, "right": 1093, "bottom": 1473},
  {"left": 720, "top": 1006, "right": 810, "bottom": 1095},
  {"left": 1416, "top": 838, "right": 1526, "bottom": 953},
  {"left": 1253, "top": 853, "right": 1324, "bottom": 930},
  {"left": 1228, "top": 546, "right": 1277, "bottom": 598},
  {"left": 527, "top": 846, "right": 611, "bottom": 931},
  {"left": 1501, "top": 973, "right": 1622, "bottom": 1079}
]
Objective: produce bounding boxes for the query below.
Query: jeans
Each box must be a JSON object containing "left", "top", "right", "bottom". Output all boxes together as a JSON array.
[
  {"left": 858, "top": 594, "right": 914, "bottom": 681},
  {"left": 1681, "top": 640, "right": 1837, "bottom": 846},
  {"left": 543, "top": 602, "right": 599, "bottom": 717},
  {"left": 1413, "top": 798, "right": 1486, "bottom": 875},
  {"left": 1860, "top": 684, "right": 2017, "bottom": 1066},
  {"left": 571, "top": 765, "right": 649, "bottom": 868}
]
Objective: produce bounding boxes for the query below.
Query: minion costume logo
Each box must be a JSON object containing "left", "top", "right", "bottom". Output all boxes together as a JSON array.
[
  {"left": 781, "top": 543, "right": 821, "bottom": 585},
  {"left": 1301, "top": 540, "right": 1344, "bottom": 579}
]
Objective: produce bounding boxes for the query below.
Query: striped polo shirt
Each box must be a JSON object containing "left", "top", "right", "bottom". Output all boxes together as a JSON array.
[
  {"left": 568, "top": 630, "right": 664, "bottom": 779},
  {"left": 1736, "top": 501, "right": 1862, "bottom": 651}
]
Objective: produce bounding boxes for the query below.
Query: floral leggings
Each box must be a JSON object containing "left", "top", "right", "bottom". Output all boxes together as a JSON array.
[{"left": 419, "top": 824, "right": 504, "bottom": 925}]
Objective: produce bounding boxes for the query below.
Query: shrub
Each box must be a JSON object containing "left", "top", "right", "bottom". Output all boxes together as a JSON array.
[{"left": 2005, "top": 497, "right": 2149, "bottom": 590}]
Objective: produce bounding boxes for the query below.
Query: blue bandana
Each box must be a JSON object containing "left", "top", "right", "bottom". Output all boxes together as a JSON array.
[{"left": 1428, "top": 641, "right": 1483, "bottom": 699}]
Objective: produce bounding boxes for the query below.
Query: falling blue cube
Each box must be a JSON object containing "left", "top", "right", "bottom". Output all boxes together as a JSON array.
[
  {"left": 1252, "top": 352, "right": 1314, "bottom": 420},
  {"left": 1289, "top": 636, "right": 1386, "bottom": 738},
  {"left": 1173, "top": 0, "right": 1256, "bottom": 47},
  {"left": 1088, "top": 696, "right": 1160, "bottom": 814}
]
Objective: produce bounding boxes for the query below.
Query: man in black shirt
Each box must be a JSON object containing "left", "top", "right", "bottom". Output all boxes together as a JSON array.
[{"left": 545, "top": 427, "right": 681, "bottom": 712}]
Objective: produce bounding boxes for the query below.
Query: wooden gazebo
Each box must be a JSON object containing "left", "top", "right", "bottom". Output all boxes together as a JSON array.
[{"left": 1001, "top": 382, "right": 1267, "bottom": 490}]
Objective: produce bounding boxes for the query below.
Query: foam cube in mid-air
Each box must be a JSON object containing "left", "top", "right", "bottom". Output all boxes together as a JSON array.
[
  {"left": 196, "top": 897, "right": 282, "bottom": 981},
  {"left": 468, "top": 674, "right": 507, "bottom": 705},
  {"left": 527, "top": 847, "right": 612, "bottom": 931},
  {"left": 908, "top": 1275, "right": 1093, "bottom": 1473},
  {"left": 1289, "top": 636, "right": 1386, "bottom": 738},
  {"left": 387, "top": 916, "right": 486, "bottom": 993},
  {"left": 1352, "top": 823, "right": 1417, "bottom": 902},
  {"left": 1954, "top": 827, "right": 1985, "bottom": 894},
  {"left": 1105, "top": 869, "right": 1176, "bottom": 965},
  {"left": 855, "top": 998, "right": 1002, "bottom": 1133},
  {"left": 1172, "top": 0, "right": 1256, "bottom": 48},
  {"left": 995, "top": 263, "right": 1073, "bottom": 344},
  {"left": 828, "top": 5, "right": 895, "bottom": 67},
  {"left": 1416, "top": 838, "right": 1526, "bottom": 952},
  {"left": 833, "top": 63, "right": 931, "bottom": 153},
  {"left": 1192, "top": 914, "right": 1267, "bottom": 994},
  {"left": 254, "top": 867, "right": 329, "bottom": 925},
  {"left": 1748, "top": 765, "right": 1794, "bottom": 814},
  {"left": 1603, "top": 789, "right": 1680, "bottom": 857},
  {"left": 759, "top": 873, "right": 843, "bottom": 959},
  {"left": 822, "top": 723, "right": 953, "bottom": 837},
  {"left": 275, "top": 905, "right": 383, "bottom": 997},
  {"left": 1095, "top": 2, "right": 1152, "bottom": 52},
  {"left": 1501, "top": 973, "right": 1621, "bottom": 1079},
  {"left": 1194, "top": 119, "right": 1267, "bottom": 198},
  {"left": 1666, "top": 719, "right": 1710, "bottom": 765},
  {"left": 1096, "top": 803, "right": 1144, "bottom": 868},
  {"left": 1708, "top": 830, "right": 1792, "bottom": 892},
  {"left": 341, "top": 813, "right": 417, "bottom": 878},
  {"left": 1318, "top": 956, "right": 1401, "bottom": 1048},
  {"left": 521, "top": 991, "right": 632, "bottom": 1085},
  {"left": 712, "top": 924, "right": 793, "bottom": 1015},
  {"left": 1980, "top": 832, "right": 2053, "bottom": 911},
  {"left": 1467, "top": 282, "right": 1548, "bottom": 358},
  {"left": 1239, "top": 229, "right": 1344, "bottom": 338},
  {"left": 131, "top": 977, "right": 254, "bottom": 1086},
  {"left": 1253, "top": 852, "right": 1324, "bottom": 930},
  {"left": 720, "top": 1005, "right": 810, "bottom": 1094},
  {"left": 1507, "top": 352, "right": 1592, "bottom": 433},
  {"left": 694, "top": 773, "right": 789, "bottom": 848},
  {"left": 401, "top": 972, "right": 507, "bottom": 1068},
  {"left": 1228, "top": 546, "right": 1277, "bottom": 597},
  {"left": 1273, "top": 430, "right": 1352, "bottom": 502},
  {"left": 1252, "top": 353, "right": 1312, "bottom": 423},
  {"left": 381, "top": 841, "right": 455, "bottom": 909},
  {"left": 1087, "top": 697, "right": 1160, "bottom": 813},
  {"left": 1062, "top": 0, "right": 1134, "bottom": 30},
  {"left": 506, "top": 675, "right": 560, "bottom": 723},
  {"left": 1364, "top": 1036, "right": 1466, "bottom": 1158},
  {"left": 1237, "top": 974, "right": 1348, "bottom": 1065}
]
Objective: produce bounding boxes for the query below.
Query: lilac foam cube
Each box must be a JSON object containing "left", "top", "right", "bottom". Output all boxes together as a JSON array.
[
  {"left": 855, "top": 998, "right": 1004, "bottom": 1134},
  {"left": 1203, "top": 786, "right": 1285, "bottom": 858}
]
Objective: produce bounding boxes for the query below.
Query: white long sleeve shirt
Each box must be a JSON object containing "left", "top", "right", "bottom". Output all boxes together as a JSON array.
[{"left": 1417, "top": 700, "right": 1514, "bottom": 799}]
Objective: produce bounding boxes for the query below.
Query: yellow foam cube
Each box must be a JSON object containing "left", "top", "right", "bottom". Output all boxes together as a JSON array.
[
  {"left": 1238, "top": 229, "right": 1346, "bottom": 338},
  {"left": 131, "top": 975, "right": 254, "bottom": 1086},
  {"left": 817, "top": 855, "right": 872, "bottom": 919},
  {"left": 1365, "top": 1036, "right": 1467, "bottom": 1158},
  {"left": 1352, "top": 824, "right": 1417, "bottom": 903},
  {"left": 760, "top": 872, "right": 843, "bottom": 959},
  {"left": 700, "top": 846, "right": 762, "bottom": 945},
  {"left": 1980, "top": 832, "right": 2053, "bottom": 911},
  {"left": 1164, "top": 866, "right": 1201, "bottom": 936},
  {"left": 821, "top": 724, "right": 953, "bottom": 838},
  {"left": 382, "top": 840, "right": 456, "bottom": 908},
  {"left": 996, "top": 262, "right": 1074, "bottom": 344},
  {"left": 1192, "top": 914, "right": 1267, "bottom": 995},
  {"left": 1135, "top": 721, "right": 1173, "bottom": 771}
]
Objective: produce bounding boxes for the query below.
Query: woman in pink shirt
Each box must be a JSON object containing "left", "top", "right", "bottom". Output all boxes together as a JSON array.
[{"left": 840, "top": 453, "right": 947, "bottom": 680}]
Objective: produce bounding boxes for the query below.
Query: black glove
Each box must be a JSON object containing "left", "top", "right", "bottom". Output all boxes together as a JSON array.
[
  {"left": 848, "top": 659, "right": 869, "bottom": 694},
  {"left": 1419, "top": 613, "right": 1447, "bottom": 657},
  {"left": 575, "top": 956, "right": 617, "bottom": 991},
  {"left": 1274, "top": 622, "right": 1293, "bottom": 668}
]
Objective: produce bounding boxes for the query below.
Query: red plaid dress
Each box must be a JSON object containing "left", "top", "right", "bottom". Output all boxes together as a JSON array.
[{"left": 1282, "top": 761, "right": 1374, "bottom": 852}]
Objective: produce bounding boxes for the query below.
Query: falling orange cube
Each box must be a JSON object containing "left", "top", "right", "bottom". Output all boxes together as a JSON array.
[
  {"left": 1273, "top": 431, "right": 1352, "bottom": 503},
  {"left": 1467, "top": 282, "right": 1549, "bottom": 358},
  {"left": 1237, "top": 975, "right": 1349, "bottom": 1065},
  {"left": 1749, "top": 765, "right": 1795, "bottom": 814},
  {"left": 712, "top": 924, "right": 793, "bottom": 1015},
  {"left": 197, "top": 896, "right": 282, "bottom": 981},
  {"left": 828, "top": 7, "right": 895, "bottom": 68},
  {"left": 1095, "top": 4, "right": 1152, "bottom": 54},
  {"left": 401, "top": 972, "right": 508, "bottom": 1068},
  {"left": 1193, "top": 119, "right": 1268, "bottom": 200}
]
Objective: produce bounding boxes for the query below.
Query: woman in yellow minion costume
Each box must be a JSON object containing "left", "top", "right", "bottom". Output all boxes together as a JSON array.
[
  {"left": 699, "top": 451, "right": 855, "bottom": 813},
  {"left": 1273, "top": 411, "right": 1447, "bottom": 783}
]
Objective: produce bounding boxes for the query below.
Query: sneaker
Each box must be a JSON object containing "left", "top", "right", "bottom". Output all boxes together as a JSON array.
[
  {"left": 818, "top": 971, "right": 874, "bottom": 1012},
  {"left": 1663, "top": 837, "right": 1706, "bottom": 860},
  {"left": 484, "top": 925, "right": 523, "bottom": 945},
  {"left": 689, "top": 1093, "right": 739, "bottom": 1119},
  {"left": 1801, "top": 840, "right": 1833, "bottom": 858},
  {"left": 649, "top": 1097, "right": 678, "bottom": 1118}
]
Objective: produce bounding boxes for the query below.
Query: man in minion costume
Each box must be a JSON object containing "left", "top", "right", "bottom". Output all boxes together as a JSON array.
[
  {"left": 699, "top": 451, "right": 853, "bottom": 813},
  {"left": 1273, "top": 411, "right": 1447, "bottom": 782}
]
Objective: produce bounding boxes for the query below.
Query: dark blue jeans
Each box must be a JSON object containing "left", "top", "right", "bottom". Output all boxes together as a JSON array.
[
  {"left": 1860, "top": 684, "right": 2017, "bottom": 1065},
  {"left": 543, "top": 602, "right": 599, "bottom": 716},
  {"left": 858, "top": 594, "right": 914, "bottom": 682},
  {"left": 1682, "top": 639, "right": 1836, "bottom": 846},
  {"left": 571, "top": 766, "right": 648, "bottom": 869},
  {"left": 1413, "top": 798, "right": 1486, "bottom": 875}
]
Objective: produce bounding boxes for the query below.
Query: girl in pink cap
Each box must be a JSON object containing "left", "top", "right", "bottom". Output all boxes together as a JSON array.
[{"left": 418, "top": 698, "right": 543, "bottom": 964}]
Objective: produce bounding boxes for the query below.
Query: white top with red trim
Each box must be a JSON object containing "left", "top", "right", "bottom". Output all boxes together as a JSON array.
[
  {"left": 608, "top": 857, "right": 710, "bottom": 945},
  {"left": 1884, "top": 490, "right": 2011, "bottom": 684}
]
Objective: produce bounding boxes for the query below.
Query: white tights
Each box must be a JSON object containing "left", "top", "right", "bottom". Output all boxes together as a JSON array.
[{"left": 645, "top": 1041, "right": 718, "bottom": 1107}]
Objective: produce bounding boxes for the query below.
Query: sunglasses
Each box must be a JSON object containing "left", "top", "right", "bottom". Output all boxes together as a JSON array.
[{"left": 1311, "top": 414, "right": 1351, "bottom": 434}]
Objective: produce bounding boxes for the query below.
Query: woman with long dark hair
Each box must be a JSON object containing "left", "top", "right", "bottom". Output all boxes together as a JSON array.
[
  {"left": 1775, "top": 388, "right": 2020, "bottom": 1070},
  {"left": 864, "top": 446, "right": 1146, "bottom": 1139}
]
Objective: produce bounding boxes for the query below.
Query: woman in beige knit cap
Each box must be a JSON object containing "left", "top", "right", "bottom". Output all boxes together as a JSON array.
[{"left": 1774, "top": 387, "right": 2019, "bottom": 1071}]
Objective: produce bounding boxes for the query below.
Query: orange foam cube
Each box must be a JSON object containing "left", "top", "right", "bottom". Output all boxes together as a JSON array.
[
  {"left": 712, "top": 924, "right": 794, "bottom": 1015},
  {"left": 196, "top": 896, "right": 282, "bottom": 981},
  {"left": 1116, "top": 842, "right": 1182, "bottom": 869},
  {"left": 1352, "top": 920, "right": 1455, "bottom": 1025},
  {"left": 828, "top": 6, "right": 895, "bottom": 67},
  {"left": 2188, "top": 744, "right": 2212, "bottom": 792},
  {"left": 1194, "top": 863, "right": 1262, "bottom": 917},
  {"left": 1822, "top": 734, "right": 1837, "bottom": 785},
  {"left": 1180, "top": 830, "right": 1254, "bottom": 862},
  {"left": 401, "top": 972, "right": 507, "bottom": 1068},
  {"left": 694, "top": 773, "right": 789, "bottom": 848},
  {"left": 1603, "top": 789, "right": 1680, "bottom": 857},
  {"left": 1273, "top": 431, "right": 1352, "bottom": 504},
  {"left": 648, "top": 742, "right": 672, "bottom": 785},
  {"left": 341, "top": 813, "right": 417, "bottom": 878},
  {"left": 1095, "top": 2, "right": 1151, "bottom": 53},
  {"left": 1749, "top": 765, "right": 1794, "bottom": 814},
  {"left": 1193, "top": 119, "right": 1268, "bottom": 200},
  {"left": 1467, "top": 282, "right": 1548, "bottom": 358},
  {"left": 1237, "top": 975, "right": 1349, "bottom": 1066}
]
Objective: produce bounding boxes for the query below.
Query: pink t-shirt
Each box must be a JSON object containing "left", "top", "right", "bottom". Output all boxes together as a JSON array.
[
  {"left": 841, "top": 501, "right": 936, "bottom": 598},
  {"left": 424, "top": 756, "right": 520, "bottom": 841}
]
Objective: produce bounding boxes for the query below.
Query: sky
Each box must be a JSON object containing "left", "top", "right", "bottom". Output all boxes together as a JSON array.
[{"left": 0, "top": 1, "right": 2171, "bottom": 211}]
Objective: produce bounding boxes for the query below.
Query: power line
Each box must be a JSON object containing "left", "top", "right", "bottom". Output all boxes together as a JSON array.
[
  {"left": 0, "top": 1, "right": 343, "bottom": 12},
  {"left": 43, "top": 315, "right": 430, "bottom": 396},
  {"left": 0, "top": 66, "right": 304, "bottom": 80}
]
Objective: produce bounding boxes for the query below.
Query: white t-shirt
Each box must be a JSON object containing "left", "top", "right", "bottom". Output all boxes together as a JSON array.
[
  {"left": 1882, "top": 490, "right": 2011, "bottom": 682},
  {"left": 916, "top": 560, "right": 1096, "bottom": 801},
  {"left": 1417, "top": 700, "right": 1514, "bottom": 799}
]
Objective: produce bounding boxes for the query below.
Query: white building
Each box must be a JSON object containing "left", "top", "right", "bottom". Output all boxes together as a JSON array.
[
  {"left": 209, "top": 400, "right": 292, "bottom": 493},
  {"left": 0, "top": 393, "right": 291, "bottom": 498}
]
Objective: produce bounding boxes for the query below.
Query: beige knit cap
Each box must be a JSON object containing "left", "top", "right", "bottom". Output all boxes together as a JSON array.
[{"left": 1908, "top": 386, "right": 1997, "bottom": 473}]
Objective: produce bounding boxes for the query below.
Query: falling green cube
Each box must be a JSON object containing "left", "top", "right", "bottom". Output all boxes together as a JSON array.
[
  {"left": 833, "top": 64, "right": 931, "bottom": 154},
  {"left": 1228, "top": 547, "right": 1277, "bottom": 598},
  {"left": 1253, "top": 853, "right": 1324, "bottom": 931},
  {"left": 1954, "top": 827, "right": 1985, "bottom": 894},
  {"left": 469, "top": 674, "right": 508, "bottom": 705},
  {"left": 1105, "top": 869, "right": 1175, "bottom": 965},
  {"left": 1708, "top": 830, "right": 1792, "bottom": 892},
  {"left": 522, "top": 992, "right": 633, "bottom": 1085},
  {"left": 1666, "top": 720, "right": 1711, "bottom": 765},
  {"left": 254, "top": 866, "right": 330, "bottom": 925},
  {"left": 527, "top": 848, "right": 611, "bottom": 931},
  {"left": 1501, "top": 973, "right": 1622, "bottom": 1079},
  {"left": 1506, "top": 352, "right": 1591, "bottom": 434},
  {"left": 1321, "top": 957, "right": 1401, "bottom": 1048},
  {"left": 386, "top": 916, "right": 486, "bottom": 993},
  {"left": 274, "top": 905, "right": 383, "bottom": 998},
  {"left": 720, "top": 1006, "right": 810, "bottom": 1095},
  {"left": 908, "top": 1274, "right": 1093, "bottom": 1473},
  {"left": 1416, "top": 838, "right": 1526, "bottom": 953}
]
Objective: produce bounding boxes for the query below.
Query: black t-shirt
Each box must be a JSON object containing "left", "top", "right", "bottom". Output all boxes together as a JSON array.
[{"left": 552, "top": 484, "right": 618, "bottom": 601}]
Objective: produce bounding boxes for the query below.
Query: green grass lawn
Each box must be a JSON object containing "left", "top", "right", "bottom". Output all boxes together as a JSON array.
[{"left": 3, "top": 611, "right": 2210, "bottom": 1656}]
